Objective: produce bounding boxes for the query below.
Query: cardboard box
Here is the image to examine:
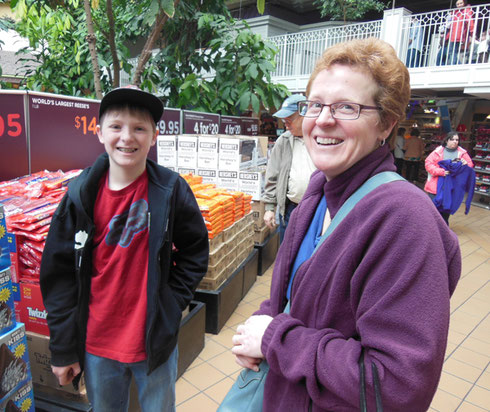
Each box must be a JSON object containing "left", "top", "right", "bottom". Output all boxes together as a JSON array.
[
  {"left": 205, "top": 258, "right": 227, "bottom": 280},
  {"left": 208, "top": 232, "right": 223, "bottom": 254},
  {"left": 0, "top": 268, "right": 16, "bottom": 336},
  {"left": 0, "top": 380, "right": 35, "bottom": 412},
  {"left": 208, "top": 243, "right": 226, "bottom": 267},
  {"left": 222, "top": 222, "right": 238, "bottom": 243},
  {"left": 156, "top": 135, "right": 177, "bottom": 169},
  {"left": 252, "top": 201, "right": 266, "bottom": 230},
  {"left": 25, "top": 331, "right": 86, "bottom": 395},
  {"left": 198, "top": 268, "right": 228, "bottom": 291},
  {"left": 197, "top": 168, "right": 218, "bottom": 185},
  {"left": 197, "top": 135, "right": 219, "bottom": 169},
  {"left": 218, "top": 137, "right": 241, "bottom": 171},
  {"left": 218, "top": 136, "right": 266, "bottom": 171},
  {"left": 18, "top": 283, "right": 49, "bottom": 336},
  {"left": 254, "top": 225, "right": 270, "bottom": 244},
  {"left": 217, "top": 170, "right": 239, "bottom": 192},
  {"left": 177, "top": 167, "right": 196, "bottom": 176},
  {"left": 177, "top": 135, "right": 198, "bottom": 169},
  {"left": 239, "top": 168, "right": 266, "bottom": 201},
  {"left": 0, "top": 323, "right": 32, "bottom": 405}
]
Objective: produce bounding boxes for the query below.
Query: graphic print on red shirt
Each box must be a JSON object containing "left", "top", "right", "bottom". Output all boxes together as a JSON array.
[{"left": 86, "top": 171, "right": 149, "bottom": 363}]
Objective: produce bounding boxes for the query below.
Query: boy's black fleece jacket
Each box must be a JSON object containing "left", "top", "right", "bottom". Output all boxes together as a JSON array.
[{"left": 40, "top": 153, "right": 209, "bottom": 378}]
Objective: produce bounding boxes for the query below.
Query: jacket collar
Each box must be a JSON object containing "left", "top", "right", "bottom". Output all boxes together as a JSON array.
[{"left": 323, "top": 145, "right": 396, "bottom": 219}]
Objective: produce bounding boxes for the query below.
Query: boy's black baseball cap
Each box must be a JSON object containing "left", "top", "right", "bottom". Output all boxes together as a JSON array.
[{"left": 99, "top": 85, "right": 164, "bottom": 124}]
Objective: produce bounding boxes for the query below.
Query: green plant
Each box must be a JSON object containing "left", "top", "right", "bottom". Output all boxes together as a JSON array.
[{"left": 313, "top": 0, "right": 389, "bottom": 22}]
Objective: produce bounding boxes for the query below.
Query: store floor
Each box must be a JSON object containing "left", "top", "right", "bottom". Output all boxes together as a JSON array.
[{"left": 176, "top": 206, "right": 490, "bottom": 412}]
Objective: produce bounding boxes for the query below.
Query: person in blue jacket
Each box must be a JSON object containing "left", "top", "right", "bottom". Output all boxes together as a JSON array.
[{"left": 425, "top": 131, "right": 474, "bottom": 224}]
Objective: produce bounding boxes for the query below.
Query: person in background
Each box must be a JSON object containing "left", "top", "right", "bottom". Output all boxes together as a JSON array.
[
  {"left": 40, "top": 86, "right": 209, "bottom": 411},
  {"left": 393, "top": 127, "right": 406, "bottom": 175},
  {"left": 262, "top": 94, "right": 317, "bottom": 243},
  {"left": 425, "top": 131, "right": 474, "bottom": 224},
  {"left": 406, "top": 16, "right": 424, "bottom": 68},
  {"left": 475, "top": 29, "right": 490, "bottom": 63},
  {"left": 231, "top": 38, "right": 460, "bottom": 411},
  {"left": 436, "top": 0, "right": 474, "bottom": 65},
  {"left": 404, "top": 127, "right": 425, "bottom": 183}
]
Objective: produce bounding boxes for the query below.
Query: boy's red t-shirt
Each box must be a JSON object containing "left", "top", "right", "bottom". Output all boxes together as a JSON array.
[{"left": 86, "top": 171, "right": 149, "bottom": 362}]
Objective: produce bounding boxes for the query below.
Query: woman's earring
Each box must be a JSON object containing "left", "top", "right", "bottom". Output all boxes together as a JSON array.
[{"left": 380, "top": 139, "right": 386, "bottom": 146}]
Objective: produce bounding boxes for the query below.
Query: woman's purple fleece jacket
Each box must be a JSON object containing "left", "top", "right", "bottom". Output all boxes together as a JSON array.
[{"left": 255, "top": 145, "right": 461, "bottom": 411}]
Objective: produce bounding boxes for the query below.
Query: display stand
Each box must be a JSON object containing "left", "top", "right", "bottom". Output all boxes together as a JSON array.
[
  {"left": 177, "top": 301, "right": 206, "bottom": 378},
  {"left": 33, "top": 384, "right": 91, "bottom": 412},
  {"left": 242, "top": 249, "right": 258, "bottom": 297},
  {"left": 194, "top": 250, "right": 258, "bottom": 334},
  {"left": 255, "top": 228, "right": 279, "bottom": 276}
]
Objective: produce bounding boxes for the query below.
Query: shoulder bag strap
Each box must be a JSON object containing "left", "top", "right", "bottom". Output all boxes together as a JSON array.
[{"left": 312, "top": 171, "right": 405, "bottom": 255}]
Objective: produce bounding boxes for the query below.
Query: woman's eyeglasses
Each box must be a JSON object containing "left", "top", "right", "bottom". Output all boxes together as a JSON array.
[{"left": 298, "top": 100, "right": 380, "bottom": 120}]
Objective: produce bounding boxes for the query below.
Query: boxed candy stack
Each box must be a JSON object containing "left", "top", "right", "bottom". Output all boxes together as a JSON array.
[
  {"left": 179, "top": 173, "right": 254, "bottom": 291},
  {"left": 0, "top": 170, "right": 88, "bottom": 407},
  {"left": 196, "top": 198, "right": 224, "bottom": 239},
  {"left": 210, "top": 193, "right": 235, "bottom": 229},
  {"left": 0, "top": 207, "right": 17, "bottom": 338},
  {"left": 0, "top": 324, "right": 34, "bottom": 411},
  {"left": 0, "top": 170, "right": 81, "bottom": 283}
]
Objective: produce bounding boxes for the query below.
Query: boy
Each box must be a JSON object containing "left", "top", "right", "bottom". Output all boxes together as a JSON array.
[{"left": 40, "top": 86, "right": 209, "bottom": 411}]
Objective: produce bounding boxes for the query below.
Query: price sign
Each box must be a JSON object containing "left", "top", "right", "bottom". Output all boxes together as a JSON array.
[
  {"left": 220, "top": 116, "right": 242, "bottom": 135},
  {"left": 74, "top": 115, "right": 97, "bottom": 135},
  {"left": 0, "top": 91, "right": 29, "bottom": 181},
  {"left": 157, "top": 108, "right": 181, "bottom": 135},
  {"left": 29, "top": 93, "right": 101, "bottom": 173},
  {"left": 241, "top": 117, "right": 259, "bottom": 136},
  {"left": 183, "top": 110, "right": 219, "bottom": 135}
]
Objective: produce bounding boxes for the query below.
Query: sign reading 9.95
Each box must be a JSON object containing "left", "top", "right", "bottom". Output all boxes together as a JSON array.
[{"left": 157, "top": 108, "right": 181, "bottom": 135}]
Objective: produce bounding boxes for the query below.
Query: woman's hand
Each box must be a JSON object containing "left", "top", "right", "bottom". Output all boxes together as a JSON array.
[
  {"left": 234, "top": 354, "right": 262, "bottom": 371},
  {"left": 264, "top": 211, "right": 276, "bottom": 229},
  {"left": 232, "top": 315, "right": 273, "bottom": 363},
  {"left": 445, "top": 170, "right": 450, "bottom": 175},
  {"left": 460, "top": 158, "right": 468, "bottom": 166}
]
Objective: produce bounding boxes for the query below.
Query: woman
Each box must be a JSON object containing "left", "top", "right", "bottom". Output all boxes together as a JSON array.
[
  {"left": 404, "top": 127, "right": 425, "bottom": 182},
  {"left": 230, "top": 38, "right": 461, "bottom": 411},
  {"left": 436, "top": 0, "right": 474, "bottom": 65},
  {"left": 424, "top": 131, "right": 474, "bottom": 223}
]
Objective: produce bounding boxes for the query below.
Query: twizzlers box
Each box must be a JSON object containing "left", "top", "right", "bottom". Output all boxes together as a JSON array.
[{"left": 18, "top": 283, "right": 49, "bottom": 336}]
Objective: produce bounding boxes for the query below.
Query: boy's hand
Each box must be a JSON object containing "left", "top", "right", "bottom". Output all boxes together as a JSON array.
[{"left": 52, "top": 362, "right": 81, "bottom": 386}]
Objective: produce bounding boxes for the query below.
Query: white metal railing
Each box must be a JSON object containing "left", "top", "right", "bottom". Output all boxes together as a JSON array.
[
  {"left": 269, "top": 20, "right": 383, "bottom": 78},
  {"left": 119, "top": 4, "right": 490, "bottom": 88},
  {"left": 397, "top": 3, "right": 489, "bottom": 67}
]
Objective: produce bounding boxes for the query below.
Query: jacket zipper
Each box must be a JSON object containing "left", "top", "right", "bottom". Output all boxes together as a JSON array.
[{"left": 145, "top": 209, "right": 170, "bottom": 371}]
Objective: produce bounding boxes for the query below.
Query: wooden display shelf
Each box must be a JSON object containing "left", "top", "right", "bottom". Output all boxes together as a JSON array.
[{"left": 194, "top": 250, "right": 259, "bottom": 334}]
